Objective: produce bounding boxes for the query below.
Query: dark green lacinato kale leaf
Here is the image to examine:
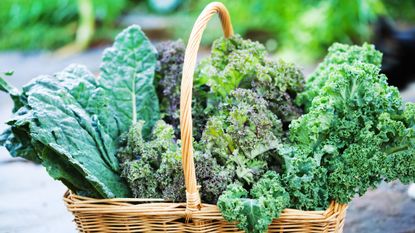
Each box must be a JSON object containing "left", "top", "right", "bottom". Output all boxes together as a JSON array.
[
  {"left": 290, "top": 43, "right": 415, "bottom": 204},
  {"left": 295, "top": 43, "right": 382, "bottom": 111},
  {"left": 31, "top": 140, "right": 98, "bottom": 197},
  {"left": 0, "top": 107, "right": 39, "bottom": 163},
  {"left": 119, "top": 121, "right": 232, "bottom": 203},
  {"left": 0, "top": 25, "right": 160, "bottom": 198},
  {"left": 100, "top": 25, "right": 159, "bottom": 138},
  {"left": 0, "top": 72, "right": 34, "bottom": 160},
  {"left": 195, "top": 35, "right": 304, "bottom": 128},
  {"left": 154, "top": 40, "right": 185, "bottom": 135},
  {"left": 54, "top": 65, "right": 120, "bottom": 171},
  {"left": 218, "top": 171, "right": 289, "bottom": 233},
  {"left": 201, "top": 89, "right": 283, "bottom": 186},
  {"left": 3, "top": 71, "right": 130, "bottom": 198}
]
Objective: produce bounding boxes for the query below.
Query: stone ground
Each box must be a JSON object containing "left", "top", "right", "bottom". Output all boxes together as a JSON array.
[{"left": 0, "top": 49, "right": 415, "bottom": 233}]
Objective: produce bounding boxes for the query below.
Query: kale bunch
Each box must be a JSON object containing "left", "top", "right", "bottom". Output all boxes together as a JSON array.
[
  {"left": 379, "top": 104, "right": 415, "bottom": 183},
  {"left": 0, "top": 26, "right": 160, "bottom": 198},
  {"left": 118, "top": 120, "right": 179, "bottom": 199},
  {"left": 119, "top": 120, "right": 232, "bottom": 203},
  {"left": 194, "top": 152, "right": 234, "bottom": 203},
  {"left": 200, "top": 88, "right": 283, "bottom": 187},
  {"left": 215, "top": 42, "right": 415, "bottom": 233},
  {"left": 277, "top": 144, "right": 329, "bottom": 210},
  {"left": 195, "top": 35, "right": 304, "bottom": 132},
  {"left": 217, "top": 171, "right": 289, "bottom": 233},
  {"left": 290, "top": 43, "right": 415, "bottom": 204},
  {"left": 295, "top": 43, "right": 383, "bottom": 111},
  {"left": 251, "top": 59, "right": 304, "bottom": 126},
  {"left": 154, "top": 40, "right": 185, "bottom": 134}
]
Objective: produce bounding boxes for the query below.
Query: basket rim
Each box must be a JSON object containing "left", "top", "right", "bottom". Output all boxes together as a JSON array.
[{"left": 64, "top": 190, "right": 348, "bottom": 222}]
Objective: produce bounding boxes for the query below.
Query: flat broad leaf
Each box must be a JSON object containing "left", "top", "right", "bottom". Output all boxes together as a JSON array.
[
  {"left": 100, "top": 25, "right": 160, "bottom": 137},
  {"left": 18, "top": 75, "right": 130, "bottom": 197},
  {"left": 53, "top": 65, "right": 120, "bottom": 171}
]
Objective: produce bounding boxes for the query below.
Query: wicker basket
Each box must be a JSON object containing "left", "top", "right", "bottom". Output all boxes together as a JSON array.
[{"left": 64, "top": 2, "right": 348, "bottom": 232}]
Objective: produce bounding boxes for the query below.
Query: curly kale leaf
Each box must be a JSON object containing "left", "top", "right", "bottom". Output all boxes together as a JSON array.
[
  {"left": 251, "top": 59, "right": 304, "bottom": 125},
  {"left": 118, "top": 120, "right": 177, "bottom": 199},
  {"left": 195, "top": 35, "right": 304, "bottom": 131},
  {"left": 379, "top": 103, "right": 415, "bottom": 184},
  {"left": 154, "top": 40, "right": 185, "bottom": 134},
  {"left": 277, "top": 144, "right": 329, "bottom": 210},
  {"left": 295, "top": 43, "right": 382, "bottom": 111},
  {"left": 218, "top": 171, "right": 289, "bottom": 233},
  {"left": 119, "top": 121, "right": 232, "bottom": 202},
  {"left": 201, "top": 89, "right": 283, "bottom": 186},
  {"left": 196, "top": 35, "right": 266, "bottom": 98},
  {"left": 194, "top": 152, "right": 234, "bottom": 204},
  {"left": 290, "top": 43, "right": 414, "bottom": 204}
]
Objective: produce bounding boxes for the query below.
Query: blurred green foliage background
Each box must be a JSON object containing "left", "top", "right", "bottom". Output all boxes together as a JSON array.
[
  {"left": 0, "top": 0, "right": 127, "bottom": 50},
  {"left": 0, "top": 0, "right": 414, "bottom": 60}
]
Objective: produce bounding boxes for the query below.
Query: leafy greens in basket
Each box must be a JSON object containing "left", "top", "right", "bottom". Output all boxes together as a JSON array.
[
  {"left": 1, "top": 24, "right": 414, "bottom": 233},
  {"left": 0, "top": 25, "right": 159, "bottom": 198},
  {"left": 216, "top": 42, "right": 415, "bottom": 233}
]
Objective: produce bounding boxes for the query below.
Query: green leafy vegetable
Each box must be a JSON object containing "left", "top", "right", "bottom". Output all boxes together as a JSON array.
[
  {"left": 100, "top": 25, "right": 159, "bottom": 137},
  {"left": 201, "top": 89, "right": 282, "bottom": 186},
  {"left": 4, "top": 67, "right": 129, "bottom": 197},
  {"left": 119, "top": 120, "right": 232, "bottom": 203},
  {"left": 218, "top": 171, "right": 289, "bottom": 233},
  {"left": 380, "top": 104, "right": 415, "bottom": 183},
  {"left": 295, "top": 43, "right": 382, "bottom": 111},
  {"left": 0, "top": 25, "right": 160, "bottom": 198},
  {"left": 277, "top": 144, "right": 329, "bottom": 210},
  {"left": 290, "top": 42, "right": 415, "bottom": 204},
  {"left": 195, "top": 35, "right": 304, "bottom": 128},
  {"left": 154, "top": 40, "right": 185, "bottom": 135},
  {"left": 0, "top": 71, "right": 24, "bottom": 112}
]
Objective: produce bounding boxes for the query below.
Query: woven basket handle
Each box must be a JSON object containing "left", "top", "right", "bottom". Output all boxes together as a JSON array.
[{"left": 180, "top": 2, "right": 233, "bottom": 210}]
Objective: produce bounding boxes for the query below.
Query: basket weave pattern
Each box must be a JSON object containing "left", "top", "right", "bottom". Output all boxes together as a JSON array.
[{"left": 64, "top": 2, "right": 348, "bottom": 232}]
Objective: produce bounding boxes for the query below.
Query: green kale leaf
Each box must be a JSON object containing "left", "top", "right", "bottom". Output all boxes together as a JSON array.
[
  {"left": 379, "top": 103, "right": 415, "bottom": 184},
  {"left": 119, "top": 120, "right": 232, "bottom": 203},
  {"left": 0, "top": 71, "right": 24, "bottom": 112},
  {"left": 295, "top": 43, "right": 382, "bottom": 111},
  {"left": 291, "top": 43, "right": 415, "bottom": 204},
  {"left": 100, "top": 25, "right": 159, "bottom": 137},
  {"left": 154, "top": 40, "right": 185, "bottom": 136},
  {"left": 195, "top": 35, "right": 304, "bottom": 133},
  {"left": 0, "top": 25, "right": 159, "bottom": 198},
  {"left": 8, "top": 70, "right": 130, "bottom": 198},
  {"left": 201, "top": 89, "right": 282, "bottom": 186},
  {"left": 277, "top": 144, "right": 329, "bottom": 210},
  {"left": 218, "top": 171, "right": 289, "bottom": 233}
]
